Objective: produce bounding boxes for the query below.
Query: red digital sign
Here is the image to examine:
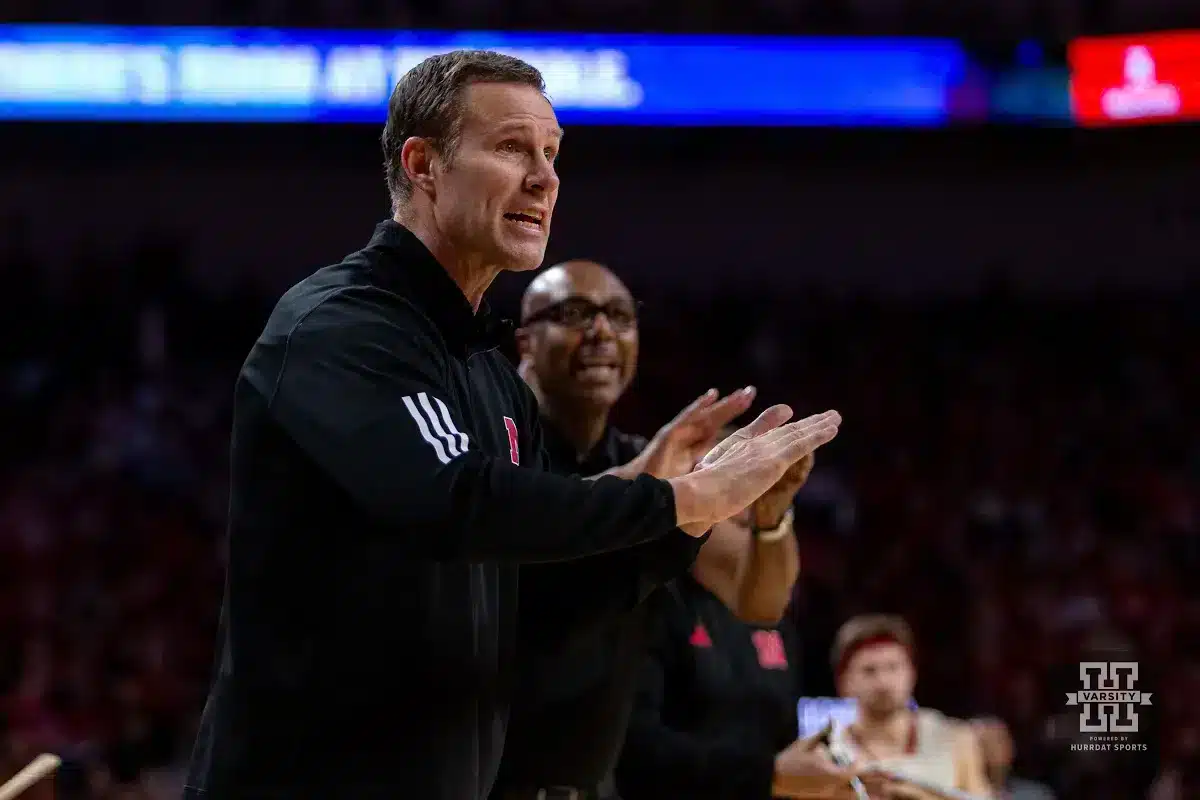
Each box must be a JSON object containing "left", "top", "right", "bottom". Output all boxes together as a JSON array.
[{"left": 1069, "top": 31, "right": 1200, "bottom": 126}]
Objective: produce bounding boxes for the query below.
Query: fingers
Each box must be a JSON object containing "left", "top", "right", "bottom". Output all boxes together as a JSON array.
[
  {"left": 813, "top": 752, "right": 848, "bottom": 776},
  {"left": 800, "top": 453, "right": 817, "bottom": 477},
  {"left": 878, "top": 781, "right": 917, "bottom": 800},
  {"left": 770, "top": 411, "right": 841, "bottom": 458},
  {"left": 671, "top": 386, "right": 755, "bottom": 443},
  {"left": 737, "top": 412, "right": 838, "bottom": 474},
  {"left": 697, "top": 404, "right": 793, "bottom": 468},
  {"left": 775, "top": 452, "right": 815, "bottom": 488},
  {"left": 690, "top": 385, "right": 756, "bottom": 431},
  {"left": 736, "top": 403, "right": 794, "bottom": 439},
  {"left": 783, "top": 423, "right": 840, "bottom": 462},
  {"left": 755, "top": 410, "right": 838, "bottom": 444},
  {"left": 802, "top": 409, "right": 841, "bottom": 429},
  {"left": 798, "top": 720, "right": 835, "bottom": 752},
  {"left": 670, "top": 388, "right": 719, "bottom": 425},
  {"left": 792, "top": 451, "right": 816, "bottom": 478}
]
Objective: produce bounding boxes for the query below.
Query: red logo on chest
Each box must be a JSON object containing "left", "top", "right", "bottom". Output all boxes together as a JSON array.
[
  {"left": 503, "top": 416, "right": 519, "bottom": 465},
  {"left": 689, "top": 622, "right": 712, "bottom": 648},
  {"left": 751, "top": 630, "right": 788, "bottom": 670}
]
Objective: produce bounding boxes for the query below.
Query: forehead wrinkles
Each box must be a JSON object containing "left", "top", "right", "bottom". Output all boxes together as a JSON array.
[
  {"left": 461, "top": 84, "right": 560, "bottom": 138},
  {"left": 492, "top": 117, "right": 563, "bottom": 141}
]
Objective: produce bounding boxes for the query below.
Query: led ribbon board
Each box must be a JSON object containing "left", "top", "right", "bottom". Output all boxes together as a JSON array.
[
  {"left": 1069, "top": 30, "right": 1200, "bottom": 126},
  {"left": 0, "top": 25, "right": 967, "bottom": 125}
]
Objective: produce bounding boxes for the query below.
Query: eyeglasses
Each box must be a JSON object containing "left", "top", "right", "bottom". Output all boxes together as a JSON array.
[{"left": 521, "top": 298, "right": 641, "bottom": 331}]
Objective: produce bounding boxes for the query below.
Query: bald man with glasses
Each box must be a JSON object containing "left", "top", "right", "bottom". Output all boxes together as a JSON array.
[{"left": 491, "top": 260, "right": 826, "bottom": 800}]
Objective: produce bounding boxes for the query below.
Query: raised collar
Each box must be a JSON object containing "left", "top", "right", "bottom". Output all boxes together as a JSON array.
[{"left": 366, "top": 219, "right": 511, "bottom": 353}]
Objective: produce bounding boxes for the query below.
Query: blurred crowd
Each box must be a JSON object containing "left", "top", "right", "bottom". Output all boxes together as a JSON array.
[
  {"left": 633, "top": 283, "right": 1198, "bottom": 798},
  {"left": 6, "top": 0, "right": 1200, "bottom": 39},
  {"left": 0, "top": 227, "right": 1196, "bottom": 799}
]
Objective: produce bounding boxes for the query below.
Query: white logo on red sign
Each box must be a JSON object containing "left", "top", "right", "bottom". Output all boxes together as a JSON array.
[{"left": 1101, "top": 45, "right": 1181, "bottom": 119}]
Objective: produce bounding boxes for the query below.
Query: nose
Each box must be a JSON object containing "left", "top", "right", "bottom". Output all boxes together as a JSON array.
[
  {"left": 525, "top": 153, "right": 560, "bottom": 196},
  {"left": 583, "top": 310, "right": 617, "bottom": 340}
]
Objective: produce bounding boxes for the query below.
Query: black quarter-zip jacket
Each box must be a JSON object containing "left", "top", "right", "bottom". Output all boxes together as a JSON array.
[{"left": 184, "top": 221, "right": 683, "bottom": 800}]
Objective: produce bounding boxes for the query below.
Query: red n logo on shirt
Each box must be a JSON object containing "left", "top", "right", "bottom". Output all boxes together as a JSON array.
[
  {"left": 752, "top": 630, "right": 788, "bottom": 670},
  {"left": 503, "top": 416, "right": 520, "bottom": 465}
]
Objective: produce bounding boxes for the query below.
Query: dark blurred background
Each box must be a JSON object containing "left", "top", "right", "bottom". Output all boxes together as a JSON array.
[{"left": 1, "top": 2, "right": 1198, "bottom": 799}]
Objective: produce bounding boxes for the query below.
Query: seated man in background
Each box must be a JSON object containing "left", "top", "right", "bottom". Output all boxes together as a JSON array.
[
  {"left": 491, "top": 261, "right": 844, "bottom": 800},
  {"left": 614, "top": 435, "right": 842, "bottom": 800},
  {"left": 827, "top": 615, "right": 992, "bottom": 799}
]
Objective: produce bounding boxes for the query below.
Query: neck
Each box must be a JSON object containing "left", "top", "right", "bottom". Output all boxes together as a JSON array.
[
  {"left": 395, "top": 208, "right": 498, "bottom": 311},
  {"left": 853, "top": 708, "right": 913, "bottom": 747},
  {"left": 521, "top": 366, "right": 609, "bottom": 457}
]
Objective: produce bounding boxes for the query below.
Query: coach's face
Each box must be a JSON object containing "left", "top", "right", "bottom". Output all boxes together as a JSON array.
[
  {"left": 841, "top": 642, "right": 915, "bottom": 717},
  {"left": 438, "top": 82, "right": 561, "bottom": 272},
  {"left": 518, "top": 263, "right": 639, "bottom": 412}
]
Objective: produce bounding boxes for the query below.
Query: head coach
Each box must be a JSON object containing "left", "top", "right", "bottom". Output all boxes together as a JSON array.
[{"left": 183, "top": 50, "right": 842, "bottom": 800}]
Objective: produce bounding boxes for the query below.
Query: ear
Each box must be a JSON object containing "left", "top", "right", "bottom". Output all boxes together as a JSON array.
[
  {"left": 514, "top": 326, "right": 533, "bottom": 360},
  {"left": 401, "top": 137, "right": 437, "bottom": 197}
]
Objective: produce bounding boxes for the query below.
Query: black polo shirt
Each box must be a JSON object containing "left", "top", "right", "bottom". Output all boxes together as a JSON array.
[
  {"left": 184, "top": 221, "right": 685, "bottom": 800},
  {"left": 493, "top": 423, "right": 707, "bottom": 793},
  {"left": 616, "top": 576, "right": 803, "bottom": 800}
]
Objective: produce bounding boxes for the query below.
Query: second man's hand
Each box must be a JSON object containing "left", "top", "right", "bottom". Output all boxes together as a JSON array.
[
  {"left": 752, "top": 451, "right": 814, "bottom": 530},
  {"left": 608, "top": 386, "right": 757, "bottom": 481},
  {"left": 669, "top": 406, "right": 841, "bottom": 537}
]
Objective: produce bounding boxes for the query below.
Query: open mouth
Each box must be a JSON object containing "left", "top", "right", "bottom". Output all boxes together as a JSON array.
[
  {"left": 503, "top": 210, "right": 545, "bottom": 230},
  {"left": 574, "top": 361, "right": 620, "bottom": 382}
]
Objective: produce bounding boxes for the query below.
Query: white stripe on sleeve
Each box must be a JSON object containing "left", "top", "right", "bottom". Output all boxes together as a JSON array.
[
  {"left": 432, "top": 395, "right": 469, "bottom": 454},
  {"left": 418, "top": 392, "right": 463, "bottom": 458},
  {"left": 402, "top": 395, "right": 451, "bottom": 465}
]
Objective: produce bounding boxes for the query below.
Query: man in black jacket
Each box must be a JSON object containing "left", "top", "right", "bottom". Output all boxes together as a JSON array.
[
  {"left": 184, "top": 50, "right": 843, "bottom": 800},
  {"left": 492, "top": 261, "right": 817, "bottom": 800}
]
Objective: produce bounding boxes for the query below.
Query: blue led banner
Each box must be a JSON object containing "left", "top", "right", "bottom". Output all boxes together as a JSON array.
[{"left": 0, "top": 25, "right": 969, "bottom": 125}]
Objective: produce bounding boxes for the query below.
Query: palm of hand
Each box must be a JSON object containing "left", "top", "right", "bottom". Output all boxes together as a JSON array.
[
  {"left": 639, "top": 387, "right": 757, "bottom": 479},
  {"left": 690, "top": 407, "right": 839, "bottom": 529},
  {"left": 751, "top": 453, "right": 813, "bottom": 528},
  {"left": 642, "top": 423, "right": 716, "bottom": 479}
]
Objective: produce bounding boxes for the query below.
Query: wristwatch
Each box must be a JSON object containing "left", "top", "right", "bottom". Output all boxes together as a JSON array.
[{"left": 754, "top": 507, "right": 794, "bottom": 543}]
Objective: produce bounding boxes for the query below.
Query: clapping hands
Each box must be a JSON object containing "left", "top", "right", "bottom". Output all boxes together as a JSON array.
[
  {"left": 632, "top": 387, "right": 757, "bottom": 480},
  {"left": 613, "top": 387, "right": 841, "bottom": 539},
  {"left": 670, "top": 405, "right": 839, "bottom": 535}
]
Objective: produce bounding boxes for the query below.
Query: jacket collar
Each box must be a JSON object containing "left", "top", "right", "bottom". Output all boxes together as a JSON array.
[{"left": 366, "top": 219, "right": 512, "bottom": 353}]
